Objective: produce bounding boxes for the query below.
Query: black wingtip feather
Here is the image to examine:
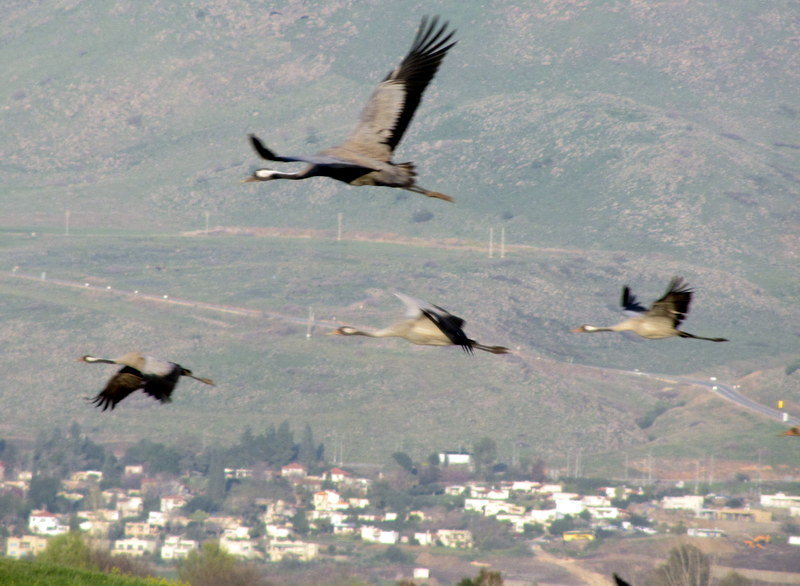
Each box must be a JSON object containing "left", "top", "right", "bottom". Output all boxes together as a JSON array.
[
  {"left": 248, "top": 134, "right": 279, "bottom": 161},
  {"left": 621, "top": 286, "right": 647, "bottom": 313}
]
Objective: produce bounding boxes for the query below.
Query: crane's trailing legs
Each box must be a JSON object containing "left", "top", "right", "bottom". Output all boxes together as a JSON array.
[{"left": 404, "top": 185, "right": 454, "bottom": 202}]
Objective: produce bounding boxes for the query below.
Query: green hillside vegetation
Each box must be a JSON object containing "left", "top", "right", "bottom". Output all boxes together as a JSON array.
[
  {"left": 0, "top": 558, "right": 174, "bottom": 586},
  {"left": 1, "top": 1, "right": 798, "bottom": 471}
]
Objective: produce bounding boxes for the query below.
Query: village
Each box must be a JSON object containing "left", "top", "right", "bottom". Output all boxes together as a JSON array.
[{"left": 2, "top": 444, "right": 800, "bottom": 583}]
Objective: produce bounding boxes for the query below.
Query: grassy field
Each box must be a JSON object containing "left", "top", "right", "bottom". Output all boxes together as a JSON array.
[{"left": 0, "top": 558, "right": 177, "bottom": 586}]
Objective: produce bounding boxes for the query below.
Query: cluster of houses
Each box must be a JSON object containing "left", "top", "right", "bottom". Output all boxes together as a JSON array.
[{"left": 3, "top": 455, "right": 800, "bottom": 565}]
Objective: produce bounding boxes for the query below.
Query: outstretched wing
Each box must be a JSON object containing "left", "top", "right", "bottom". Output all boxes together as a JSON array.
[
  {"left": 249, "top": 134, "right": 366, "bottom": 167},
  {"left": 620, "top": 285, "right": 648, "bottom": 317},
  {"left": 90, "top": 367, "right": 144, "bottom": 411},
  {"left": 337, "top": 16, "right": 456, "bottom": 161},
  {"left": 394, "top": 292, "right": 427, "bottom": 318},
  {"left": 142, "top": 373, "right": 179, "bottom": 403},
  {"left": 647, "top": 276, "right": 693, "bottom": 327},
  {"left": 422, "top": 306, "right": 474, "bottom": 354},
  {"left": 394, "top": 292, "right": 473, "bottom": 352},
  {"left": 140, "top": 358, "right": 181, "bottom": 403}
]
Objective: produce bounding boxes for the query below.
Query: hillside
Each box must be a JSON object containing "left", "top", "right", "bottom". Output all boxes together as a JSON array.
[
  {"left": 0, "top": 1, "right": 798, "bottom": 470},
  {"left": 0, "top": 230, "right": 797, "bottom": 472},
  {"left": 0, "top": 558, "right": 173, "bottom": 586}
]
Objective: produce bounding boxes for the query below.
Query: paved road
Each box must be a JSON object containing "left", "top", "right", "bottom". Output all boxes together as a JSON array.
[
  {"left": 6, "top": 269, "right": 798, "bottom": 428},
  {"left": 677, "top": 376, "right": 800, "bottom": 426},
  {"left": 607, "top": 368, "right": 800, "bottom": 426}
]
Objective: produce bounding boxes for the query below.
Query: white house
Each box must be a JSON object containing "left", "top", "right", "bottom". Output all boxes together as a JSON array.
[
  {"left": 28, "top": 510, "right": 67, "bottom": 536},
  {"left": 414, "top": 531, "right": 435, "bottom": 546},
  {"left": 117, "top": 495, "right": 144, "bottom": 517},
  {"left": 70, "top": 470, "right": 103, "bottom": 483},
  {"left": 437, "top": 529, "right": 473, "bottom": 549},
  {"left": 6, "top": 535, "right": 49, "bottom": 559},
  {"left": 360, "top": 526, "right": 399, "bottom": 544},
  {"left": 438, "top": 452, "right": 472, "bottom": 466},
  {"left": 662, "top": 495, "right": 705, "bottom": 513},
  {"left": 112, "top": 537, "right": 157, "bottom": 557},
  {"left": 160, "top": 536, "right": 198, "bottom": 560},
  {"left": 220, "top": 533, "right": 261, "bottom": 559},
  {"left": 587, "top": 507, "right": 620, "bottom": 520},
  {"left": 123, "top": 464, "right": 144, "bottom": 477},
  {"left": 687, "top": 528, "right": 725, "bottom": 538},
  {"left": 265, "top": 523, "right": 292, "bottom": 539},
  {"left": 280, "top": 462, "right": 307, "bottom": 478},
  {"left": 509, "top": 480, "right": 540, "bottom": 493},
  {"left": 268, "top": 540, "right": 318, "bottom": 562},
  {"left": 761, "top": 493, "right": 800, "bottom": 509},
  {"left": 148, "top": 511, "right": 167, "bottom": 527},
  {"left": 160, "top": 495, "right": 188, "bottom": 514},
  {"left": 555, "top": 499, "right": 586, "bottom": 516},
  {"left": 348, "top": 497, "right": 370, "bottom": 509},
  {"left": 582, "top": 495, "right": 611, "bottom": 508},
  {"left": 552, "top": 492, "right": 580, "bottom": 502},
  {"left": 464, "top": 498, "right": 489, "bottom": 513},
  {"left": 495, "top": 513, "right": 527, "bottom": 533},
  {"left": 524, "top": 509, "right": 558, "bottom": 524},
  {"left": 327, "top": 467, "right": 351, "bottom": 483},
  {"left": 313, "top": 490, "right": 348, "bottom": 511}
]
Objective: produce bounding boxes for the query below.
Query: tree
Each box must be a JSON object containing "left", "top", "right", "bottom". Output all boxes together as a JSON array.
[
  {"left": 100, "top": 451, "right": 122, "bottom": 489},
  {"left": 179, "top": 541, "right": 264, "bottom": 586},
  {"left": 717, "top": 571, "right": 752, "bottom": 586},
  {"left": 384, "top": 545, "right": 412, "bottom": 564},
  {"left": 28, "top": 475, "right": 62, "bottom": 512},
  {"left": 272, "top": 420, "right": 296, "bottom": 467},
  {"left": 548, "top": 515, "right": 576, "bottom": 537},
  {"left": 206, "top": 447, "right": 226, "bottom": 504},
  {"left": 291, "top": 508, "right": 309, "bottom": 536},
  {"left": 458, "top": 568, "right": 504, "bottom": 586},
  {"left": 653, "top": 544, "right": 710, "bottom": 586},
  {"left": 298, "top": 424, "right": 317, "bottom": 470},
  {"left": 473, "top": 437, "right": 497, "bottom": 478},
  {"left": 392, "top": 452, "right": 416, "bottom": 475},
  {"left": 124, "top": 439, "right": 182, "bottom": 475},
  {"left": 468, "top": 516, "right": 515, "bottom": 551},
  {"left": 37, "top": 532, "right": 95, "bottom": 570}
]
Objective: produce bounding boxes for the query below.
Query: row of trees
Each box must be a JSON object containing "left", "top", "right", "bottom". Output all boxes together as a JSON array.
[{"left": 0, "top": 420, "right": 329, "bottom": 529}]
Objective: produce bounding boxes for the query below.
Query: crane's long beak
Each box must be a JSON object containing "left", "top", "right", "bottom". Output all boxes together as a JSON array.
[
  {"left": 326, "top": 330, "right": 342, "bottom": 335},
  {"left": 242, "top": 176, "right": 260, "bottom": 183}
]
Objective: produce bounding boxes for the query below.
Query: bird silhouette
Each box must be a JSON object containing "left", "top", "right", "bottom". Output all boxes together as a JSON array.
[
  {"left": 572, "top": 277, "right": 728, "bottom": 342},
  {"left": 329, "top": 293, "right": 509, "bottom": 354},
  {"left": 80, "top": 352, "right": 214, "bottom": 411},
  {"left": 244, "top": 16, "right": 456, "bottom": 202}
]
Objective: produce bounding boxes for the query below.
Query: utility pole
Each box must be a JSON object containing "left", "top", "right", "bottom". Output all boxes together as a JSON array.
[
  {"left": 757, "top": 450, "right": 763, "bottom": 498},
  {"left": 708, "top": 455, "right": 715, "bottom": 487},
  {"left": 306, "top": 306, "right": 314, "bottom": 338},
  {"left": 624, "top": 452, "right": 629, "bottom": 484},
  {"left": 64, "top": 210, "right": 71, "bottom": 236},
  {"left": 337, "top": 212, "right": 343, "bottom": 241}
]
